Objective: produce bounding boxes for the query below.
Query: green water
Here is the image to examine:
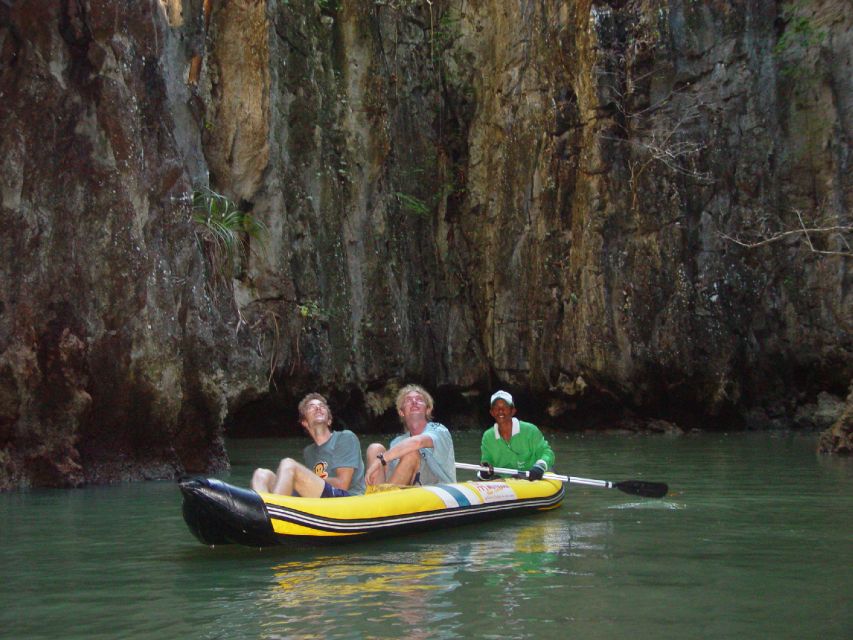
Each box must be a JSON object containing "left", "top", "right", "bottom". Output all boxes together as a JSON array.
[{"left": 1, "top": 432, "right": 851, "bottom": 639}]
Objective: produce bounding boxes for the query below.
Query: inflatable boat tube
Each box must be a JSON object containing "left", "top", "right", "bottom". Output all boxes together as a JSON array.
[{"left": 180, "top": 476, "right": 564, "bottom": 547}]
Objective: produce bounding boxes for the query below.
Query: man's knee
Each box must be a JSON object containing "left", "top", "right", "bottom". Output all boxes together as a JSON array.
[
  {"left": 365, "top": 443, "right": 386, "bottom": 458},
  {"left": 397, "top": 449, "right": 420, "bottom": 467},
  {"left": 276, "top": 457, "right": 299, "bottom": 474},
  {"left": 251, "top": 468, "right": 275, "bottom": 490},
  {"left": 391, "top": 450, "right": 421, "bottom": 484}
]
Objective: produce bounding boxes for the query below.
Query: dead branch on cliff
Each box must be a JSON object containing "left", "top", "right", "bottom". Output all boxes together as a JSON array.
[
  {"left": 720, "top": 209, "right": 853, "bottom": 257},
  {"left": 624, "top": 98, "right": 713, "bottom": 182},
  {"left": 597, "top": 70, "right": 716, "bottom": 198}
]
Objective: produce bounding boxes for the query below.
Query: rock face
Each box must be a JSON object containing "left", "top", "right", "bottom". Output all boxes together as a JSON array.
[
  {"left": 443, "top": 0, "right": 852, "bottom": 426},
  {"left": 1, "top": 1, "right": 851, "bottom": 488},
  {"left": 818, "top": 385, "right": 853, "bottom": 454},
  {"left": 0, "top": 0, "right": 266, "bottom": 488}
]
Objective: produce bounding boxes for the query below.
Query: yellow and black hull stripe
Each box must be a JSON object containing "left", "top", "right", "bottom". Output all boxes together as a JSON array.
[{"left": 180, "top": 477, "right": 564, "bottom": 547}]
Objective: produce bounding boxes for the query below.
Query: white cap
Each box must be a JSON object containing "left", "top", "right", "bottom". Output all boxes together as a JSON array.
[{"left": 490, "top": 390, "right": 514, "bottom": 407}]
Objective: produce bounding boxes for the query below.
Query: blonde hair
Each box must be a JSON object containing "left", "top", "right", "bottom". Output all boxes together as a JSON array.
[
  {"left": 395, "top": 384, "right": 434, "bottom": 421},
  {"left": 297, "top": 393, "right": 332, "bottom": 423}
]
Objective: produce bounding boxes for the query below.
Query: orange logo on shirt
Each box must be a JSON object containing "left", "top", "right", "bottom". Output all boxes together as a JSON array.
[{"left": 313, "top": 461, "right": 328, "bottom": 479}]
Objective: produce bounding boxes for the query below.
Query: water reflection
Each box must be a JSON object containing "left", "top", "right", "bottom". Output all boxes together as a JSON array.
[
  {"left": 264, "top": 550, "right": 463, "bottom": 638},
  {"left": 270, "top": 551, "right": 460, "bottom": 602},
  {"left": 256, "top": 517, "right": 614, "bottom": 638}
]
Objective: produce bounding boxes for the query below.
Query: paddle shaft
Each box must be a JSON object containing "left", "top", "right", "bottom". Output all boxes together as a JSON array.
[
  {"left": 454, "top": 462, "right": 610, "bottom": 488},
  {"left": 454, "top": 462, "right": 668, "bottom": 498}
]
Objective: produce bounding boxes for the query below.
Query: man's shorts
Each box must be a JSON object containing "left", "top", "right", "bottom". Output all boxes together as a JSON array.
[{"left": 321, "top": 482, "right": 351, "bottom": 498}]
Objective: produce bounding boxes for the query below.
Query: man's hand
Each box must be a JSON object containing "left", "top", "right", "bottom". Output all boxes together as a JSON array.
[
  {"left": 477, "top": 462, "right": 495, "bottom": 480},
  {"left": 527, "top": 463, "right": 546, "bottom": 481},
  {"left": 366, "top": 460, "right": 384, "bottom": 485}
]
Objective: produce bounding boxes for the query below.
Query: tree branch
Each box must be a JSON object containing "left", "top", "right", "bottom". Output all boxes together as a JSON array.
[{"left": 720, "top": 224, "right": 853, "bottom": 256}]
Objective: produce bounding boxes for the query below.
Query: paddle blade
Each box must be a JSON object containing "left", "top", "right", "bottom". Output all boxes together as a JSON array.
[{"left": 614, "top": 480, "right": 669, "bottom": 498}]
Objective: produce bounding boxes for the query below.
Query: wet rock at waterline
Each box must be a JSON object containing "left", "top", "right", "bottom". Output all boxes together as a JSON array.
[{"left": 817, "top": 387, "right": 853, "bottom": 455}]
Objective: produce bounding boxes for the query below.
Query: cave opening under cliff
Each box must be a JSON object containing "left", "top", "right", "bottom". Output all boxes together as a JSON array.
[
  {"left": 216, "top": 365, "right": 845, "bottom": 444},
  {"left": 222, "top": 384, "right": 497, "bottom": 440}
]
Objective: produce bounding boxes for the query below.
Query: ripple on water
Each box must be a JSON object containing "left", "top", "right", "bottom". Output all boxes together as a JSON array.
[{"left": 607, "top": 500, "right": 687, "bottom": 510}]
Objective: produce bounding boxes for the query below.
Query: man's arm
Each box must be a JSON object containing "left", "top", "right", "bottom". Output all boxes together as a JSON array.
[
  {"left": 326, "top": 466, "right": 355, "bottom": 490},
  {"left": 325, "top": 431, "right": 361, "bottom": 490},
  {"left": 527, "top": 423, "right": 555, "bottom": 469},
  {"left": 384, "top": 433, "right": 433, "bottom": 463},
  {"left": 478, "top": 429, "right": 497, "bottom": 479},
  {"left": 365, "top": 433, "right": 435, "bottom": 484},
  {"left": 480, "top": 428, "right": 496, "bottom": 465}
]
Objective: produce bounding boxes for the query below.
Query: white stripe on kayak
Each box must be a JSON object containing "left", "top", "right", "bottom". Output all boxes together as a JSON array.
[
  {"left": 453, "top": 484, "right": 483, "bottom": 505},
  {"left": 423, "top": 486, "right": 463, "bottom": 508},
  {"left": 423, "top": 484, "right": 485, "bottom": 508}
]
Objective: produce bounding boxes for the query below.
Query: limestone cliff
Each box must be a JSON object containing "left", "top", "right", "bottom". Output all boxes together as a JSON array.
[
  {"left": 0, "top": 0, "right": 850, "bottom": 488},
  {"left": 0, "top": 0, "right": 265, "bottom": 488}
]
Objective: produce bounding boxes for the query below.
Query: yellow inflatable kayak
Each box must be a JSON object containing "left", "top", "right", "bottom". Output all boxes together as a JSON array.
[{"left": 180, "top": 476, "right": 564, "bottom": 547}]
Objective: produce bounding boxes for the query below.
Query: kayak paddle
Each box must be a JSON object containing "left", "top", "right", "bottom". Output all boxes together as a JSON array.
[{"left": 455, "top": 462, "right": 668, "bottom": 498}]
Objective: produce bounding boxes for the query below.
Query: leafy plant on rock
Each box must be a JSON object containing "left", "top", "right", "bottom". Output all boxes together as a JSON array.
[
  {"left": 774, "top": 3, "right": 827, "bottom": 59},
  {"left": 394, "top": 191, "right": 431, "bottom": 217},
  {"left": 192, "top": 186, "right": 268, "bottom": 285}
]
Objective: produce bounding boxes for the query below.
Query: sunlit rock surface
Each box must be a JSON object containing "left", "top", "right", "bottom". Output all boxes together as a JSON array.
[
  {"left": 818, "top": 386, "right": 853, "bottom": 455},
  {"left": 1, "top": 1, "right": 851, "bottom": 488}
]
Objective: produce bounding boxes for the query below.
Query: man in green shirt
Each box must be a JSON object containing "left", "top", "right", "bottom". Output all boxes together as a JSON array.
[{"left": 479, "top": 390, "right": 555, "bottom": 481}]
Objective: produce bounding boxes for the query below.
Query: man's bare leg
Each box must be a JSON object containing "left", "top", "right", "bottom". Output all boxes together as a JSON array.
[
  {"left": 251, "top": 468, "right": 277, "bottom": 493},
  {"left": 291, "top": 464, "right": 328, "bottom": 497},
  {"left": 365, "top": 443, "right": 389, "bottom": 484},
  {"left": 271, "top": 458, "right": 327, "bottom": 497},
  {"left": 390, "top": 450, "right": 421, "bottom": 485}
]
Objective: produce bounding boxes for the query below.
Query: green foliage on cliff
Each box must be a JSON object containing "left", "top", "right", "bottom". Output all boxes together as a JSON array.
[
  {"left": 775, "top": 4, "right": 826, "bottom": 53},
  {"left": 297, "top": 299, "right": 328, "bottom": 322},
  {"left": 774, "top": 2, "right": 827, "bottom": 78},
  {"left": 394, "top": 191, "right": 430, "bottom": 217},
  {"left": 316, "top": 0, "right": 340, "bottom": 16},
  {"left": 192, "top": 187, "right": 267, "bottom": 282}
]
